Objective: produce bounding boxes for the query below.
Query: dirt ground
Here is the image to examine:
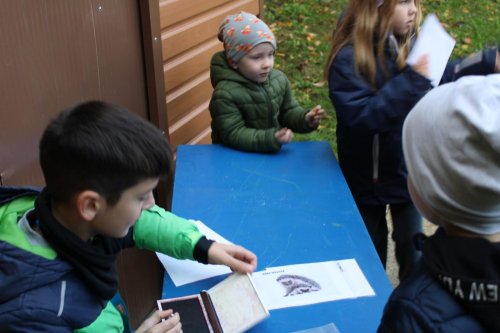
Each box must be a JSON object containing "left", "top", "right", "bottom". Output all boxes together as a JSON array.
[{"left": 386, "top": 217, "right": 437, "bottom": 288}]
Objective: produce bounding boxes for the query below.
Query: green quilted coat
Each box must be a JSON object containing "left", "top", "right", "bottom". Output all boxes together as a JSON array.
[{"left": 209, "top": 51, "right": 314, "bottom": 153}]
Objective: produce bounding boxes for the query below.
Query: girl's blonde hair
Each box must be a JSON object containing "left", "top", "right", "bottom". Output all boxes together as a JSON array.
[{"left": 324, "top": 0, "right": 421, "bottom": 89}]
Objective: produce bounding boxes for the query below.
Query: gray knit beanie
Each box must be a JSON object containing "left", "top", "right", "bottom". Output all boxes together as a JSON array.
[{"left": 403, "top": 74, "right": 500, "bottom": 235}]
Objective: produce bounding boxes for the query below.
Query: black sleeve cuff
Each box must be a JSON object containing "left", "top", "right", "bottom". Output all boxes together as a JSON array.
[{"left": 193, "top": 236, "right": 215, "bottom": 264}]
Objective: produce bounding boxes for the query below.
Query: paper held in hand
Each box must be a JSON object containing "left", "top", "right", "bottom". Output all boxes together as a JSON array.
[{"left": 406, "top": 13, "right": 456, "bottom": 87}]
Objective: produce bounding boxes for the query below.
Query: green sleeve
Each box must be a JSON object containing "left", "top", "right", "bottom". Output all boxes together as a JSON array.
[
  {"left": 278, "top": 77, "right": 313, "bottom": 133},
  {"left": 74, "top": 302, "right": 123, "bottom": 333},
  {"left": 132, "top": 205, "right": 203, "bottom": 260}
]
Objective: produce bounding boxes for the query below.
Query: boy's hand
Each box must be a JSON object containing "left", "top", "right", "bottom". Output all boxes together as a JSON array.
[
  {"left": 275, "top": 127, "right": 293, "bottom": 144},
  {"left": 208, "top": 243, "right": 257, "bottom": 273},
  {"left": 136, "top": 310, "right": 182, "bottom": 333},
  {"left": 305, "top": 105, "right": 325, "bottom": 129}
]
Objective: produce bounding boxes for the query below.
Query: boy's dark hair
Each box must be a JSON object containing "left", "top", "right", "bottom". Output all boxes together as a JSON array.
[{"left": 39, "top": 101, "right": 172, "bottom": 205}]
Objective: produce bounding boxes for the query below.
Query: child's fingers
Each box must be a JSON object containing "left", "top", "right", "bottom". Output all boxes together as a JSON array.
[
  {"left": 136, "top": 310, "right": 181, "bottom": 333},
  {"left": 163, "top": 313, "right": 182, "bottom": 333},
  {"left": 275, "top": 127, "right": 288, "bottom": 137},
  {"left": 155, "top": 312, "right": 182, "bottom": 333}
]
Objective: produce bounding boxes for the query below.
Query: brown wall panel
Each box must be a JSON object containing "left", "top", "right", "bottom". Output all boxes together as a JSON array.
[
  {"left": 159, "top": 0, "right": 230, "bottom": 29},
  {"left": 161, "top": 0, "right": 258, "bottom": 62},
  {"left": 92, "top": 1, "right": 148, "bottom": 116},
  {"left": 168, "top": 106, "right": 212, "bottom": 147},
  {"left": 167, "top": 74, "right": 213, "bottom": 125},
  {"left": 0, "top": 0, "right": 148, "bottom": 186},
  {"left": 164, "top": 39, "right": 222, "bottom": 93},
  {"left": 191, "top": 128, "right": 213, "bottom": 145}
]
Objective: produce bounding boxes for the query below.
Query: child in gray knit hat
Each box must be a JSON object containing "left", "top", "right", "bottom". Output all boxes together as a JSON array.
[
  {"left": 209, "top": 12, "right": 325, "bottom": 153},
  {"left": 378, "top": 74, "right": 500, "bottom": 333}
]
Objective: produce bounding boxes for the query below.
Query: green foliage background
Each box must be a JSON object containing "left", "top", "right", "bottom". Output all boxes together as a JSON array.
[{"left": 263, "top": 0, "right": 499, "bottom": 154}]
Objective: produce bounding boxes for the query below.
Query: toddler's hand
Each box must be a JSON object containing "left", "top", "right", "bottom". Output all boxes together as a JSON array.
[
  {"left": 412, "top": 54, "right": 429, "bottom": 78},
  {"left": 275, "top": 128, "right": 293, "bottom": 144},
  {"left": 305, "top": 105, "right": 325, "bottom": 129}
]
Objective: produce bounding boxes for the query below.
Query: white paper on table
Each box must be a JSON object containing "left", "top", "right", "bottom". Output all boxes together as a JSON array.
[
  {"left": 156, "top": 220, "right": 232, "bottom": 287},
  {"left": 406, "top": 13, "right": 456, "bottom": 86},
  {"left": 251, "top": 259, "right": 374, "bottom": 310},
  {"left": 335, "top": 259, "right": 375, "bottom": 297}
]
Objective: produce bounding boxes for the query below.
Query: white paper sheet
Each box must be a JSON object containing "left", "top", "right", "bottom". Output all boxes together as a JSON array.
[
  {"left": 156, "top": 220, "right": 232, "bottom": 287},
  {"left": 251, "top": 259, "right": 374, "bottom": 310},
  {"left": 406, "top": 13, "right": 456, "bottom": 86}
]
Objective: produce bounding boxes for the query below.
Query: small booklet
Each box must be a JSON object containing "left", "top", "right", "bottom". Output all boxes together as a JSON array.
[{"left": 157, "top": 273, "right": 269, "bottom": 333}]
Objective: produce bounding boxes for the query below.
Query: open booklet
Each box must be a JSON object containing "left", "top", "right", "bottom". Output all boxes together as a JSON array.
[{"left": 158, "top": 272, "right": 269, "bottom": 333}]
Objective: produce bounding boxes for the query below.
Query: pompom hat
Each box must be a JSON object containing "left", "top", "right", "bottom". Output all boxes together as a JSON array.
[
  {"left": 403, "top": 74, "right": 500, "bottom": 235},
  {"left": 218, "top": 11, "right": 276, "bottom": 66}
]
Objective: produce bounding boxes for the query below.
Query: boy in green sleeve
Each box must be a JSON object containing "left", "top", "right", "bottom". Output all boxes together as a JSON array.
[{"left": 0, "top": 101, "right": 257, "bottom": 332}]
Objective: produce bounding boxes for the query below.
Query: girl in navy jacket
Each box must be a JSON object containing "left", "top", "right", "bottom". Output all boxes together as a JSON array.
[{"left": 324, "top": 0, "right": 499, "bottom": 280}]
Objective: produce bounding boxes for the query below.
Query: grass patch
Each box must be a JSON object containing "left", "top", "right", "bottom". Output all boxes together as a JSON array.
[{"left": 263, "top": 0, "right": 499, "bottom": 155}]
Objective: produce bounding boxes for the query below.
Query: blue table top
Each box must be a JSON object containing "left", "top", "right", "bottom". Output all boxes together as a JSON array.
[{"left": 162, "top": 141, "right": 392, "bottom": 332}]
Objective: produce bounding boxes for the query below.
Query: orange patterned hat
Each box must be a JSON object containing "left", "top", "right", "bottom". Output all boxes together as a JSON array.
[{"left": 218, "top": 11, "right": 276, "bottom": 65}]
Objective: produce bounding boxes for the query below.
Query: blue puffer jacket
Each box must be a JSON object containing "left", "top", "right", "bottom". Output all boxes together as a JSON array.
[
  {"left": 377, "top": 260, "right": 487, "bottom": 333},
  {"left": 328, "top": 41, "right": 498, "bottom": 205},
  {"left": 377, "top": 228, "right": 500, "bottom": 332},
  {"left": 0, "top": 187, "right": 127, "bottom": 332}
]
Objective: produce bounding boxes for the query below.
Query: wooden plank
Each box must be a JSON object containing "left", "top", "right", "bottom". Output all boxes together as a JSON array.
[
  {"left": 164, "top": 38, "right": 222, "bottom": 93},
  {"left": 159, "top": 0, "right": 230, "bottom": 29},
  {"left": 161, "top": 0, "right": 258, "bottom": 61},
  {"left": 168, "top": 104, "right": 212, "bottom": 148},
  {"left": 190, "top": 127, "right": 212, "bottom": 145},
  {"left": 166, "top": 74, "right": 213, "bottom": 125}
]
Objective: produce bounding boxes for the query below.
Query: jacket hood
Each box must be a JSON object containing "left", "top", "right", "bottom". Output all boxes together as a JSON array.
[
  {"left": 210, "top": 51, "right": 256, "bottom": 88},
  {"left": 0, "top": 239, "right": 72, "bottom": 304}
]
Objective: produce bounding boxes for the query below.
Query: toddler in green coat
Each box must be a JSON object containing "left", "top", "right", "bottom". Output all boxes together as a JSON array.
[{"left": 209, "top": 11, "right": 325, "bottom": 153}]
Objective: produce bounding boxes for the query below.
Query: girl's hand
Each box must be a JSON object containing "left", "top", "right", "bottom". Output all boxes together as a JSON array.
[
  {"left": 412, "top": 54, "right": 429, "bottom": 78},
  {"left": 275, "top": 128, "right": 293, "bottom": 144},
  {"left": 305, "top": 105, "right": 325, "bottom": 129},
  {"left": 136, "top": 310, "right": 182, "bottom": 333},
  {"left": 207, "top": 243, "right": 257, "bottom": 273},
  {"left": 412, "top": 54, "right": 430, "bottom": 78}
]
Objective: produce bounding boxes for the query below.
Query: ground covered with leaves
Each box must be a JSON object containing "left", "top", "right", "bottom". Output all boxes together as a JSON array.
[{"left": 263, "top": 0, "right": 499, "bottom": 154}]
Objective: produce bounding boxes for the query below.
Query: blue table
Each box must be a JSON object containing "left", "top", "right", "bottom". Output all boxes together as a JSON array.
[{"left": 162, "top": 141, "right": 393, "bottom": 332}]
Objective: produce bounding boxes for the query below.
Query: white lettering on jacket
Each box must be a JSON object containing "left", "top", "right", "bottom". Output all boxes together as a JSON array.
[{"left": 439, "top": 275, "right": 498, "bottom": 303}]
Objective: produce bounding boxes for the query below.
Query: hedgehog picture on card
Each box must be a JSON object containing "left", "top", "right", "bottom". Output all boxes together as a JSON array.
[{"left": 276, "top": 274, "right": 321, "bottom": 297}]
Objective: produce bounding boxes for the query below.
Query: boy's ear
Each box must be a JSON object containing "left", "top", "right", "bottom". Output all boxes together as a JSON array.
[{"left": 75, "top": 190, "right": 103, "bottom": 221}]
